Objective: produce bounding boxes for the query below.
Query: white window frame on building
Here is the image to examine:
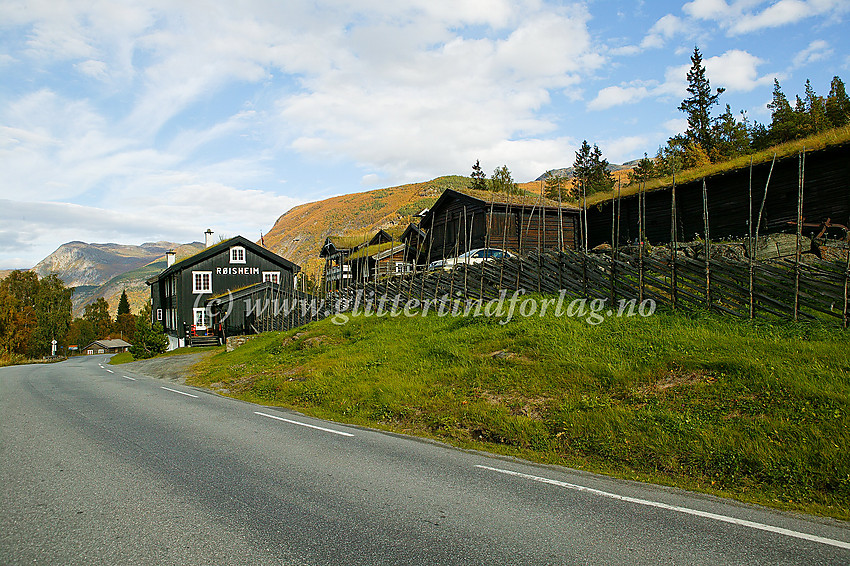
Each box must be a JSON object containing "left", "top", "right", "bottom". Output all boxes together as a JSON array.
[
  {"left": 192, "top": 271, "right": 212, "bottom": 294},
  {"left": 262, "top": 271, "right": 281, "bottom": 284},
  {"left": 230, "top": 246, "right": 246, "bottom": 264},
  {"left": 193, "top": 307, "right": 210, "bottom": 330}
]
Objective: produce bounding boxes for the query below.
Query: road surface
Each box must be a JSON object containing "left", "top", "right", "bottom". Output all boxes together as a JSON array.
[{"left": 2, "top": 355, "right": 848, "bottom": 565}]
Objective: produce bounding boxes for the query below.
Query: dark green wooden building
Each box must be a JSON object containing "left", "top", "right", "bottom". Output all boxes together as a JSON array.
[{"left": 147, "top": 235, "right": 299, "bottom": 348}]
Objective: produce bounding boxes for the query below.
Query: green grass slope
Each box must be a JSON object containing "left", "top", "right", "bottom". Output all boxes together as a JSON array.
[{"left": 188, "top": 306, "right": 850, "bottom": 520}]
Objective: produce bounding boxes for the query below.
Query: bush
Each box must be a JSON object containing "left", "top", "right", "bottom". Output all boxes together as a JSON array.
[{"left": 130, "top": 316, "right": 168, "bottom": 359}]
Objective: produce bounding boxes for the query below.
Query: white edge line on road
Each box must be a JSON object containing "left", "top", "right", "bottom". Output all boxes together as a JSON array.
[
  {"left": 254, "top": 411, "right": 354, "bottom": 437},
  {"left": 475, "top": 465, "right": 850, "bottom": 551},
  {"left": 160, "top": 386, "right": 198, "bottom": 398},
  {"left": 122, "top": 375, "right": 136, "bottom": 381}
]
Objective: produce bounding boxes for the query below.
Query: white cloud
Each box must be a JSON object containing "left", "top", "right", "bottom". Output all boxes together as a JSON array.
[
  {"left": 588, "top": 85, "right": 652, "bottom": 110},
  {"left": 792, "top": 40, "right": 833, "bottom": 68},
  {"left": 591, "top": 48, "right": 769, "bottom": 115},
  {"left": 683, "top": 0, "right": 849, "bottom": 35},
  {"left": 704, "top": 50, "right": 771, "bottom": 92},
  {"left": 683, "top": 0, "right": 734, "bottom": 21},
  {"left": 2, "top": 0, "right": 840, "bottom": 268},
  {"left": 274, "top": 5, "right": 603, "bottom": 186},
  {"left": 602, "top": 136, "right": 650, "bottom": 163},
  {"left": 74, "top": 59, "right": 108, "bottom": 79},
  {"left": 664, "top": 118, "right": 689, "bottom": 134},
  {"left": 640, "top": 14, "right": 686, "bottom": 49}
]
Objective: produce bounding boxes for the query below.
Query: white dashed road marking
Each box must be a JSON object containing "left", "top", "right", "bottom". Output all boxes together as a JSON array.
[
  {"left": 160, "top": 386, "right": 198, "bottom": 398},
  {"left": 254, "top": 411, "right": 354, "bottom": 437},
  {"left": 476, "top": 465, "right": 850, "bottom": 550}
]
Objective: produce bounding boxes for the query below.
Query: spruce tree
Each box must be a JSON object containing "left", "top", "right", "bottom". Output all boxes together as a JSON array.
[
  {"left": 130, "top": 301, "right": 167, "bottom": 359},
  {"left": 804, "top": 79, "right": 829, "bottom": 134},
  {"left": 767, "top": 79, "right": 796, "bottom": 143},
  {"left": 826, "top": 76, "right": 850, "bottom": 128},
  {"left": 469, "top": 160, "right": 488, "bottom": 191},
  {"left": 712, "top": 105, "right": 751, "bottom": 160},
  {"left": 573, "top": 141, "right": 615, "bottom": 196},
  {"left": 678, "top": 46, "right": 724, "bottom": 157},
  {"left": 117, "top": 290, "right": 130, "bottom": 316},
  {"left": 628, "top": 153, "right": 657, "bottom": 185}
]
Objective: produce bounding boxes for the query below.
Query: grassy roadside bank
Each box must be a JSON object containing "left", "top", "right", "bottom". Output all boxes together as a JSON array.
[{"left": 187, "top": 307, "right": 850, "bottom": 520}]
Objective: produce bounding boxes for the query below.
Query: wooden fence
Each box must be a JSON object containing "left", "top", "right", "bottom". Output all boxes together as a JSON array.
[
  {"left": 327, "top": 246, "right": 850, "bottom": 327},
  {"left": 252, "top": 150, "right": 849, "bottom": 331},
  {"left": 248, "top": 242, "right": 848, "bottom": 332}
]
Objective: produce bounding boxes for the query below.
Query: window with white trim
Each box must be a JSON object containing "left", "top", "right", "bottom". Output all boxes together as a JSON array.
[
  {"left": 193, "top": 308, "right": 210, "bottom": 329},
  {"left": 230, "top": 246, "right": 246, "bottom": 264},
  {"left": 192, "top": 271, "right": 212, "bottom": 293},
  {"left": 156, "top": 308, "right": 163, "bottom": 321},
  {"left": 262, "top": 271, "right": 281, "bottom": 284}
]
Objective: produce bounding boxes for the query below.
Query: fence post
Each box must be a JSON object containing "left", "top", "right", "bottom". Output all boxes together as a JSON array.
[
  {"left": 702, "top": 179, "right": 711, "bottom": 310},
  {"left": 557, "top": 179, "right": 564, "bottom": 291},
  {"left": 610, "top": 177, "right": 618, "bottom": 305},
  {"left": 794, "top": 150, "right": 805, "bottom": 322},
  {"left": 581, "top": 177, "right": 588, "bottom": 298},
  {"left": 844, "top": 234, "right": 850, "bottom": 330},
  {"left": 538, "top": 180, "right": 544, "bottom": 295},
  {"left": 748, "top": 158, "right": 754, "bottom": 319},
  {"left": 516, "top": 197, "right": 525, "bottom": 291},
  {"left": 670, "top": 171, "right": 677, "bottom": 310},
  {"left": 638, "top": 181, "right": 645, "bottom": 303},
  {"left": 482, "top": 191, "right": 496, "bottom": 301}
]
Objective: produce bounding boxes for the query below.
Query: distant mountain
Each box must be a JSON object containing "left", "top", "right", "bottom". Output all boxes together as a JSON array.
[
  {"left": 70, "top": 242, "right": 206, "bottom": 317},
  {"left": 535, "top": 161, "right": 636, "bottom": 182},
  {"left": 33, "top": 241, "right": 185, "bottom": 287},
  {"left": 29, "top": 240, "right": 205, "bottom": 316}
]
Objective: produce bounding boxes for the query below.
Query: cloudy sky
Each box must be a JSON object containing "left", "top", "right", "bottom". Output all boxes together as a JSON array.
[{"left": 1, "top": 0, "right": 848, "bottom": 268}]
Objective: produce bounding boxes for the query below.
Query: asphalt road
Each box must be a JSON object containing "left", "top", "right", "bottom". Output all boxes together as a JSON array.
[{"left": 2, "top": 355, "right": 848, "bottom": 565}]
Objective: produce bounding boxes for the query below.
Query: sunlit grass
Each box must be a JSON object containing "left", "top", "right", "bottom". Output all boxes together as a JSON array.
[{"left": 189, "top": 306, "right": 850, "bottom": 519}]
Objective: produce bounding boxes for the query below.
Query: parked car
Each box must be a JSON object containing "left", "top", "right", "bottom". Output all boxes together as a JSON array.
[{"left": 428, "top": 248, "right": 515, "bottom": 271}]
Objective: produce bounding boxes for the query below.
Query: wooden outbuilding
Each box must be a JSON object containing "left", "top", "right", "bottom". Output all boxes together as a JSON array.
[
  {"left": 83, "top": 338, "right": 131, "bottom": 355},
  {"left": 320, "top": 235, "right": 367, "bottom": 291},
  {"left": 418, "top": 188, "right": 581, "bottom": 262},
  {"left": 585, "top": 142, "right": 850, "bottom": 248}
]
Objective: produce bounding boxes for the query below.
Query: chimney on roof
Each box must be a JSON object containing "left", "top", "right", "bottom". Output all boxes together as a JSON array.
[
  {"left": 166, "top": 250, "right": 176, "bottom": 267},
  {"left": 204, "top": 229, "right": 214, "bottom": 248}
]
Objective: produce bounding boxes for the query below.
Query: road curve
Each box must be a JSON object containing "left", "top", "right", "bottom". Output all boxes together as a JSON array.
[{"left": 2, "top": 355, "right": 848, "bottom": 565}]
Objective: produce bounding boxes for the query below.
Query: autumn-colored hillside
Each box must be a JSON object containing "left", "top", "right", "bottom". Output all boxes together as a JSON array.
[{"left": 262, "top": 176, "right": 471, "bottom": 277}]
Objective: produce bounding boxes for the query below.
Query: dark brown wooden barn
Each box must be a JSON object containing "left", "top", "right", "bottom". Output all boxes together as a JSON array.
[
  {"left": 585, "top": 142, "right": 850, "bottom": 248},
  {"left": 418, "top": 188, "right": 580, "bottom": 262}
]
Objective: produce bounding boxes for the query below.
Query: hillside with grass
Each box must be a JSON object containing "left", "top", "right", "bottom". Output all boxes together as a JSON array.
[
  {"left": 262, "top": 176, "right": 472, "bottom": 277},
  {"left": 189, "top": 308, "right": 850, "bottom": 520}
]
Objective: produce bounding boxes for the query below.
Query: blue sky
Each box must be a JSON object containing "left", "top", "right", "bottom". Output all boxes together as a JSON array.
[{"left": 1, "top": 0, "right": 848, "bottom": 269}]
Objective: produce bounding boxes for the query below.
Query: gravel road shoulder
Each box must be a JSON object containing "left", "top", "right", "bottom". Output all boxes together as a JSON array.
[{"left": 117, "top": 351, "right": 216, "bottom": 384}]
